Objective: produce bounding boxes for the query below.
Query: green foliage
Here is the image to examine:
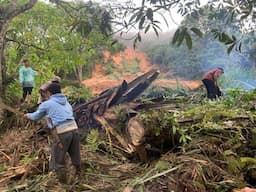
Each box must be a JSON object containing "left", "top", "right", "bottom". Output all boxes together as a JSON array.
[
  {"left": 63, "top": 86, "right": 92, "bottom": 102},
  {"left": 183, "top": 100, "right": 240, "bottom": 120},
  {"left": 109, "top": 42, "right": 125, "bottom": 54},
  {"left": 178, "top": 128, "right": 192, "bottom": 144},
  {"left": 240, "top": 157, "right": 256, "bottom": 168},
  {"left": 121, "top": 0, "right": 256, "bottom": 50},
  {"left": 146, "top": 5, "right": 256, "bottom": 82},
  {"left": 211, "top": 29, "right": 242, "bottom": 54},
  {"left": 138, "top": 110, "right": 178, "bottom": 137},
  {"left": 137, "top": 109, "right": 192, "bottom": 145},
  {"left": 107, "top": 73, "right": 120, "bottom": 80},
  {"left": 121, "top": 58, "right": 140, "bottom": 74},
  {"left": 4, "top": 80, "right": 22, "bottom": 104},
  {"left": 4, "top": 0, "right": 116, "bottom": 94},
  {"left": 0, "top": 163, "right": 8, "bottom": 173},
  {"left": 224, "top": 88, "right": 256, "bottom": 111},
  {"left": 147, "top": 42, "right": 202, "bottom": 79},
  {"left": 86, "top": 129, "right": 105, "bottom": 152},
  {"left": 20, "top": 154, "right": 36, "bottom": 164},
  {"left": 103, "top": 61, "right": 116, "bottom": 75},
  {"left": 141, "top": 85, "right": 187, "bottom": 100},
  {"left": 154, "top": 161, "right": 170, "bottom": 171},
  {"left": 172, "top": 27, "right": 197, "bottom": 49},
  {"left": 190, "top": 27, "right": 203, "bottom": 38}
]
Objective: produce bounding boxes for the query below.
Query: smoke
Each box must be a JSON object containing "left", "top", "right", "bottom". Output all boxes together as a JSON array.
[
  {"left": 113, "top": 30, "right": 175, "bottom": 51},
  {"left": 114, "top": 29, "right": 256, "bottom": 92}
]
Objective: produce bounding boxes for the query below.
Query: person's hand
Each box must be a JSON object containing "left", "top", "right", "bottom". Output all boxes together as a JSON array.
[
  {"left": 57, "top": 141, "right": 64, "bottom": 149},
  {"left": 240, "top": 187, "right": 256, "bottom": 192},
  {"left": 23, "top": 114, "right": 28, "bottom": 119}
]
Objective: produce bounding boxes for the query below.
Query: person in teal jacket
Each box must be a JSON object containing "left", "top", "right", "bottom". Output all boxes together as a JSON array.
[{"left": 19, "top": 59, "right": 37, "bottom": 104}]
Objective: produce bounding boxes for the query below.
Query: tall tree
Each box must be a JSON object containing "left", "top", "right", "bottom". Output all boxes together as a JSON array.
[{"left": 5, "top": 1, "right": 117, "bottom": 90}]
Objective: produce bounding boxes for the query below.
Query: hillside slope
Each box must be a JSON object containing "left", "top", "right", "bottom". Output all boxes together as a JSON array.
[{"left": 83, "top": 48, "right": 202, "bottom": 94}]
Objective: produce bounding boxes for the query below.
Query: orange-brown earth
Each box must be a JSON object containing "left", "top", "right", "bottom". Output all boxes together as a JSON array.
[{"left": 83, "top": 48, "right": 202, "bottom": 95}]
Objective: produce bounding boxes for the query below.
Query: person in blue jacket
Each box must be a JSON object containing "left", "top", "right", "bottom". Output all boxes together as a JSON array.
[
  {"left": 19, "top": 59, "right": 37, "bottom": 104},
  {"left": 23, "top": 83, "right": 81, "bottom": 184}
]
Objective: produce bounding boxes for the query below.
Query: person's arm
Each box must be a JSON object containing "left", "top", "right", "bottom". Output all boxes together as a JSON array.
[
  {"left": 31, "top": 68, "right": 37, "bottom": 76},
  {"left": 33, "top": 69, "right": 38, "bottom": 76},
  {"left": 213, "top": 70, "right": 222, "bottom": 81},
  {"left": 26, "top": 103, "right": 47, "bottom": 120},
  {"left": 19, "top": 67, "right": 24, "bottom": 84}
]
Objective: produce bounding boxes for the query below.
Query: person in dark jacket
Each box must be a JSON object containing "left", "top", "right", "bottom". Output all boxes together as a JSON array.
[
  {"left": 24, "top": 83, "right": 81, "bottom": 184},
  {"left": 202, "top": 67, "right": 224, "bottom": 99}
]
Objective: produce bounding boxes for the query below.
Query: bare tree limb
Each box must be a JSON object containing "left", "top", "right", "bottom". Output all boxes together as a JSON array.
[
  {"left": 6, "top": 0, "right": 38, "bottom": 21},
  {"left": 5, "top": 37, "right": 46, "bottom": 51}
]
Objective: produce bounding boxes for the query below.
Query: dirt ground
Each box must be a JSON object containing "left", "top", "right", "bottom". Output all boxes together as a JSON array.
[{"left": 83, "top": 48, "right": 202, "bottom": 94}]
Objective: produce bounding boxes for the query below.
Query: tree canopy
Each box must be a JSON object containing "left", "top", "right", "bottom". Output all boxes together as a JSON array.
[
  {"left": 101, "top": 0, "right": 256, "bottom": 50},
  {"left": 146, "top": 5, "right": 256, "bottom": 93}
]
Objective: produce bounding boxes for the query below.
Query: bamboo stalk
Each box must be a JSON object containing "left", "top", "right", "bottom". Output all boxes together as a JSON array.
[
  {"left": 0, "top": 101, "right": 23, "bottom": 116},
  {"left": 0, "top": 150, "right": 11, "bottom": 161}
]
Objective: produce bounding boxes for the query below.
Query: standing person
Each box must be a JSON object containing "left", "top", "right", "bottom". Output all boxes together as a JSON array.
[
  {"left": 202, "top": 67, "right": 224, "bottom": 99},
  {"left": 19, "top": 59, "right": 37, "bottom": 105},
  {"left": 37, "top": 76, "right": 61, "bottom": 105},
  {"left": 23, "top": 83, "right": 81, "bottom": 184}
]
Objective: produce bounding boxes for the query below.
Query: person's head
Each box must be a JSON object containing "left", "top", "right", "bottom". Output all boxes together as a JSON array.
[
  {"left": 215, "top": 67, "right": 224, "bottom": 78},
  {"left": 46, "top": 83, "right": 61, "bottom": 96},
  {"left": 51, "top": 76, "right": 61, "bottom": 84},
  {"left": 39, "top": 82, "right": 51, "bottom": 102},
  {"left": 23, "top": 59, "right": 29, "bottom": 67},
  {"left": 217, "top": 67, "right": 224, "bottom": 74}
]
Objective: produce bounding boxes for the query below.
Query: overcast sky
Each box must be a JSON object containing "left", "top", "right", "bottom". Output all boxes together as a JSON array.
[
  {"left": 90, "top": 0, "right": 184, "bottom": 31},
  {"left": 93, "top": 0, "right": 209, "bottom": 31}
]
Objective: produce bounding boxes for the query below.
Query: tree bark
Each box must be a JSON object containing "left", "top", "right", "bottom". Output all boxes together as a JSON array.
[{"left": 74, "top": 65, "right": 83, "bottom": 85}]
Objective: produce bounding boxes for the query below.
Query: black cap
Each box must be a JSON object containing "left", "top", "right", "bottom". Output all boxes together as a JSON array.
[{"left": 217, "top": 67, "right": 224, "bottom": 73}]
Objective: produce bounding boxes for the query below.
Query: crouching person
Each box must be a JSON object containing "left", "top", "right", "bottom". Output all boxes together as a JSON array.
[{"left": 23, "top": 83, "right": 81, "bottom": 184}]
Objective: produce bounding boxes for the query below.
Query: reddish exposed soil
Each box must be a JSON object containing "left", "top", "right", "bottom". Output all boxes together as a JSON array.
[{"left": 83, "top": 48, "right": 202, "bottom": 94}]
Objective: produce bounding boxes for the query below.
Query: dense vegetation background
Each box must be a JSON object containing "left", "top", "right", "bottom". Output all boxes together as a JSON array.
[
  {"left": 2, "top": 1, "right": 256, "bottom": 105},
  {"left": 144, "top": 7, "right": 256, "bottom": 90},
  {"left": 1, "top": 0, "right": 256, "bottom": 191}
]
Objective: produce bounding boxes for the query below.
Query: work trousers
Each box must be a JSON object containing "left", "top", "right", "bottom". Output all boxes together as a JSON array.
[
  {"left": 49, "top": 130, "right": 81, "bottom": 171},
  {"left": 22, "top": 87, "right": 33, "bottom": 101},
  {"left": 202, "top": 79, "right": 222, "bottom": 99}
]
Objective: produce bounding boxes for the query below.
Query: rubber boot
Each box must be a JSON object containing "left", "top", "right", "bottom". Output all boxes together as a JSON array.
[
  {"left": 56, "top": 168, "right": 68, "bottom": 184},
  {"left": 67, "top": 166, "right": 80, "bottom": 185},
  {"left": 26, "top": 94, "right": 32, "bottom": 105}
]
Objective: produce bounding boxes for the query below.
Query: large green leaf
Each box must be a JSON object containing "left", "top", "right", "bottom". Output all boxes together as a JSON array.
[
  {"left": 172, "top": 28, "right": 180, "bottom": 45},
  {"left": 185, "top": 31, "right": 192, "bottom": 49},
  {"left": 190, "top": 27, "right": 203, "bottom": 38},
  {"left": 146, "top": 8, "right": 153, "bottom": 21},
  {"left": 177, "top": 28, "right": 187, "bottom": 46}
]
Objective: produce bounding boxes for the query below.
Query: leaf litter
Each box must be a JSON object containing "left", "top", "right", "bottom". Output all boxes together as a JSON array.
[{"left": 1, "top": 87, "right": 256, "bottom": 192}]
